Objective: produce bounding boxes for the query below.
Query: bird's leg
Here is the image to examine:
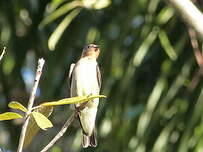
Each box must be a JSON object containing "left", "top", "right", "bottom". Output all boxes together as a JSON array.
[
  {"left": 75, "top": 93, "right": 93, "bottom": 112},
  {"left": 76, "top": 102, "right": 88, "bottom": 111}
]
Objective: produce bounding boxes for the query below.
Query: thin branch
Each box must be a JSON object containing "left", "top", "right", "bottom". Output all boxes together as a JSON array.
[
  {"left": 187, "top": 28, "right": 203, "bottom": 91},
  {"left": 187, "top": 69, "right": 201, "bottom": 91},
  {"left": 17, "top": 58, "right": 45, "bottom": 152},
  {"left": 40, "top": 112, "right": 77, "bottom": 152},
  {"left": 0, "top": 47, "right": 6, "bottom": 61},
  {"left": 166, "top": 0, "right": 203, "bottom": 40},
  {"left": 188, "top": 28, "right": 203, "bottom": 67}
]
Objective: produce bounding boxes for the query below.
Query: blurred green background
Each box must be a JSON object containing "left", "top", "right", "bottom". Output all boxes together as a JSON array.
[{"left": 0, "top": 0, "right": 203, "bottom": 151}]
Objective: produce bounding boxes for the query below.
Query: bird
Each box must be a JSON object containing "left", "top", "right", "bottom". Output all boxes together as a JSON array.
[{"left": 69, "top": 44, "right": 101, "bottom": 148}]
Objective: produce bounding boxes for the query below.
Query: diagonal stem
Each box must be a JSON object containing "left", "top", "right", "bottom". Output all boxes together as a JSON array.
[
  {"left": 17, "top": 58, "right": 45, "bottom": 152},
  {"left": 187, "top": 28, "right": 203, "bottom": 91},
  {"left": 40, "top": 112, "right": 77, "bottom": 152},
  {"left": 166, "top": 0, "right": 203, "bottom": 40},
  {"left": 188, "top": 28, "right": 203, "bottom": 67}
]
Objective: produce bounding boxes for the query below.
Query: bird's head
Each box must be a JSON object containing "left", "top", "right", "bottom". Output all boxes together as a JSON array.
[{"left": 81, "top": 44, "right": 100, "bottom": 59}]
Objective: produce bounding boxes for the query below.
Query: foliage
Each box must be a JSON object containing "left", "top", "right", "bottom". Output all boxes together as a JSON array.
[
  {"left": 41, "top": 95, "right": 106, "bottom": 106},
  {"left": 0, "top": 112, "right": 22, "bottom": 121},
  {"left": 24, "top": 106, "right": 54, "bottom": 148},
  {"left": 0, "top": 0, "right": 203, "bottom": 152},
  {"left": 0, "top": 95, "right": 105, "bottom": 129},
  {"left": 0, "top": 95, "right": 105, "bottom": 149},
  {"left": 8, "top": 101, "right": 28, "bottom": 112}
]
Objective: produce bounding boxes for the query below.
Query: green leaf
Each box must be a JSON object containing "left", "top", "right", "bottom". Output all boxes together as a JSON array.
[
  {"left": 31, "top": 112, "right": 53, "bottom": 130},
  {"left": 39, "top": 1, "right": 83, "bottom": 28},
  {"left": 93, "top": 0, "right": 111, "bottom": 10},
  {"left": 41, "top": 95, "right": 106, "bottom": 106},
  {"left": 8, "top": 101, "right": 28, "bottom": 112},
  {"left": 48, "top": 8, "right": 81, "bottom": 51},
  {"left": 133, "top": 27, "right": 159, "bottom": 67},
  {"left": 24, "top": 106, "right": 53, "bottom": 148},
  {"left": 157, "top": 6, "right": 174, "bottom": 25},
  {"left": 82, "top": 0, "right": 111, "bottom": 9},
  {"left": 0, "top": 112, "right": 23, "bottom": 121},
  {"left": 159, "top": 30, "right": 177, "bottom": 61},
  {"left": 51, "top": 0, "right": 67, "bottom": 10}
]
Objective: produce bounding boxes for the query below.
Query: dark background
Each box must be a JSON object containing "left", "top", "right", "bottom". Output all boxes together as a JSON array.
[{"left": 0, "top": 0, "right": 203, "bottom": 151}]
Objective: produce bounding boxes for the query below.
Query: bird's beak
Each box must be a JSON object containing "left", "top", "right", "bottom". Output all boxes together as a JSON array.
[{"left": 93, "top": 45, "right": 99, "bottom": 49}]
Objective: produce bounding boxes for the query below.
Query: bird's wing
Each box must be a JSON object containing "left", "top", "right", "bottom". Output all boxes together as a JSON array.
[
  {"left": 68, "top": 63, "right": 75, "bottom": 88},
  {"left": 96, "top": 65, "right": 101, "bottom": 89}
]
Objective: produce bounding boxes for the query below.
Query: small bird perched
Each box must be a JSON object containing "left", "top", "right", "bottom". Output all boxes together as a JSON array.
[{"left": 69, "top": 44, "right": 101, "bottom": 148}]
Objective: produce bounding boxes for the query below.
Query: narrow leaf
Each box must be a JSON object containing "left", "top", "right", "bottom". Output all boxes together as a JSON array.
[
  {"left": 159, "top": 30, "right": 177, "bottom": 61},
  {"left": 82, "top": 0, "right": 111, "bottom": 9},
  {"left": 157, "top": 6, "right": 174, "bottom": 25},
  {"left": 0, "top": 112, "right": 22, "bottom": 121},
  {"left": 93, "top": 0, "right": 111, "bottom": 9},
  {"left": 41, "top": 95, "right": 106, "bottom": 106},
  {"left": 31, "top": 112, "right": 53, "bottom": 130},
  {"left": 133, "top": 27, "right": 159, "bottom": 67},
  {"left": 39, "top": 1, "right": 83, "bottom": 28},
  {"left": 8, "top": 101, "right": 28, "bottom": 112},
  {"left": 48, "top": 8, "right": 81, "bottom": 50},
  {"left": 24, "top": 106, "right": 53, "bottom": 148}
]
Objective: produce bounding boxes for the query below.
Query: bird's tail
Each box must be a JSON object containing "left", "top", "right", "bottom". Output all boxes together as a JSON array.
[{"left": 82, "top": 129, "right": 97, "bottom": 148}]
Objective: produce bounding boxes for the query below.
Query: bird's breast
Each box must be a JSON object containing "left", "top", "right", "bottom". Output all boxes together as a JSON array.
[{"left": 72, "top": 59, "right": 99, "bottom": 97}]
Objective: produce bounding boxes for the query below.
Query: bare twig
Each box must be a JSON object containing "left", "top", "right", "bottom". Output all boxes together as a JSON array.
[
  {"left": 17, "top": 58, "right": 45, "bottom": 152},
  {"left": 188, "top": 28, "right": 203, "bottom": 67},
  {"left": 0, "top": 47, "right": 6, "bottom": 61},
  {"left": 187, "top": 28, "right": 203, "bottom": 91},
  {"left": 166, "top": 0, "right": 203, "bottom": 40},
  {"left": 40, "top": 112, "right": 77, "bottom": 152},
  {"left": 187, "top": 69, "right": 201, "bottom": 91}
]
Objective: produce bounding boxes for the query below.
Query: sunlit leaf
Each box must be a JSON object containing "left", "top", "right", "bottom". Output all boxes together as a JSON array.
[
  {"left": 31, "top": 112, "right": 53, "bottom": 130},
  {"left": 148, "top": 0, "right": 160, "bottom": 14},
  {"left": 51, "top": 0, "right": 67, "bottom": 9},
  {"left": 82, "top": 0, "right": 96, "bottom": 8},
  {"left": 82, "top": 0, "right": 111, "bottom": 9},
  {"left": 23, "top": 106, "right": 53, "bottom": 148},
  {"left": 157, "top": 6, "right": 174, "bottom": 25},
  {"left": 93, "top": 0, "right": 111, "bottom": 9},
  {"left": 8, "top": 101, "right": 28, "bottom": 112},
  {"left": 159, "top": 30, "right": 177, "bottom": 60},
  {"left": 40, "top": 1, "right": 83, "bottom": 28},
  {"left": 133, "top": 27, "right": 159, "bottom": 67},
  {"left": 136, "top": 77, "right": 166, "bottom": 137},
  {"left": 159, "top": 58, "right": 193, "bottom": 114},
  {"left": 41, "top": 95, "right": 106, "bottom": 106},
  {"left": 48, "top": 8, "right": 81, "bottom": 51},
  {"left": 152, "top": 119, "right": 175, "bottom": 152},
  {"left": 0, "top": 112, "right": 22, "bottom": 121},
  {"left": 178, "top": 88, "right": 203, "bottom": 152}
]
